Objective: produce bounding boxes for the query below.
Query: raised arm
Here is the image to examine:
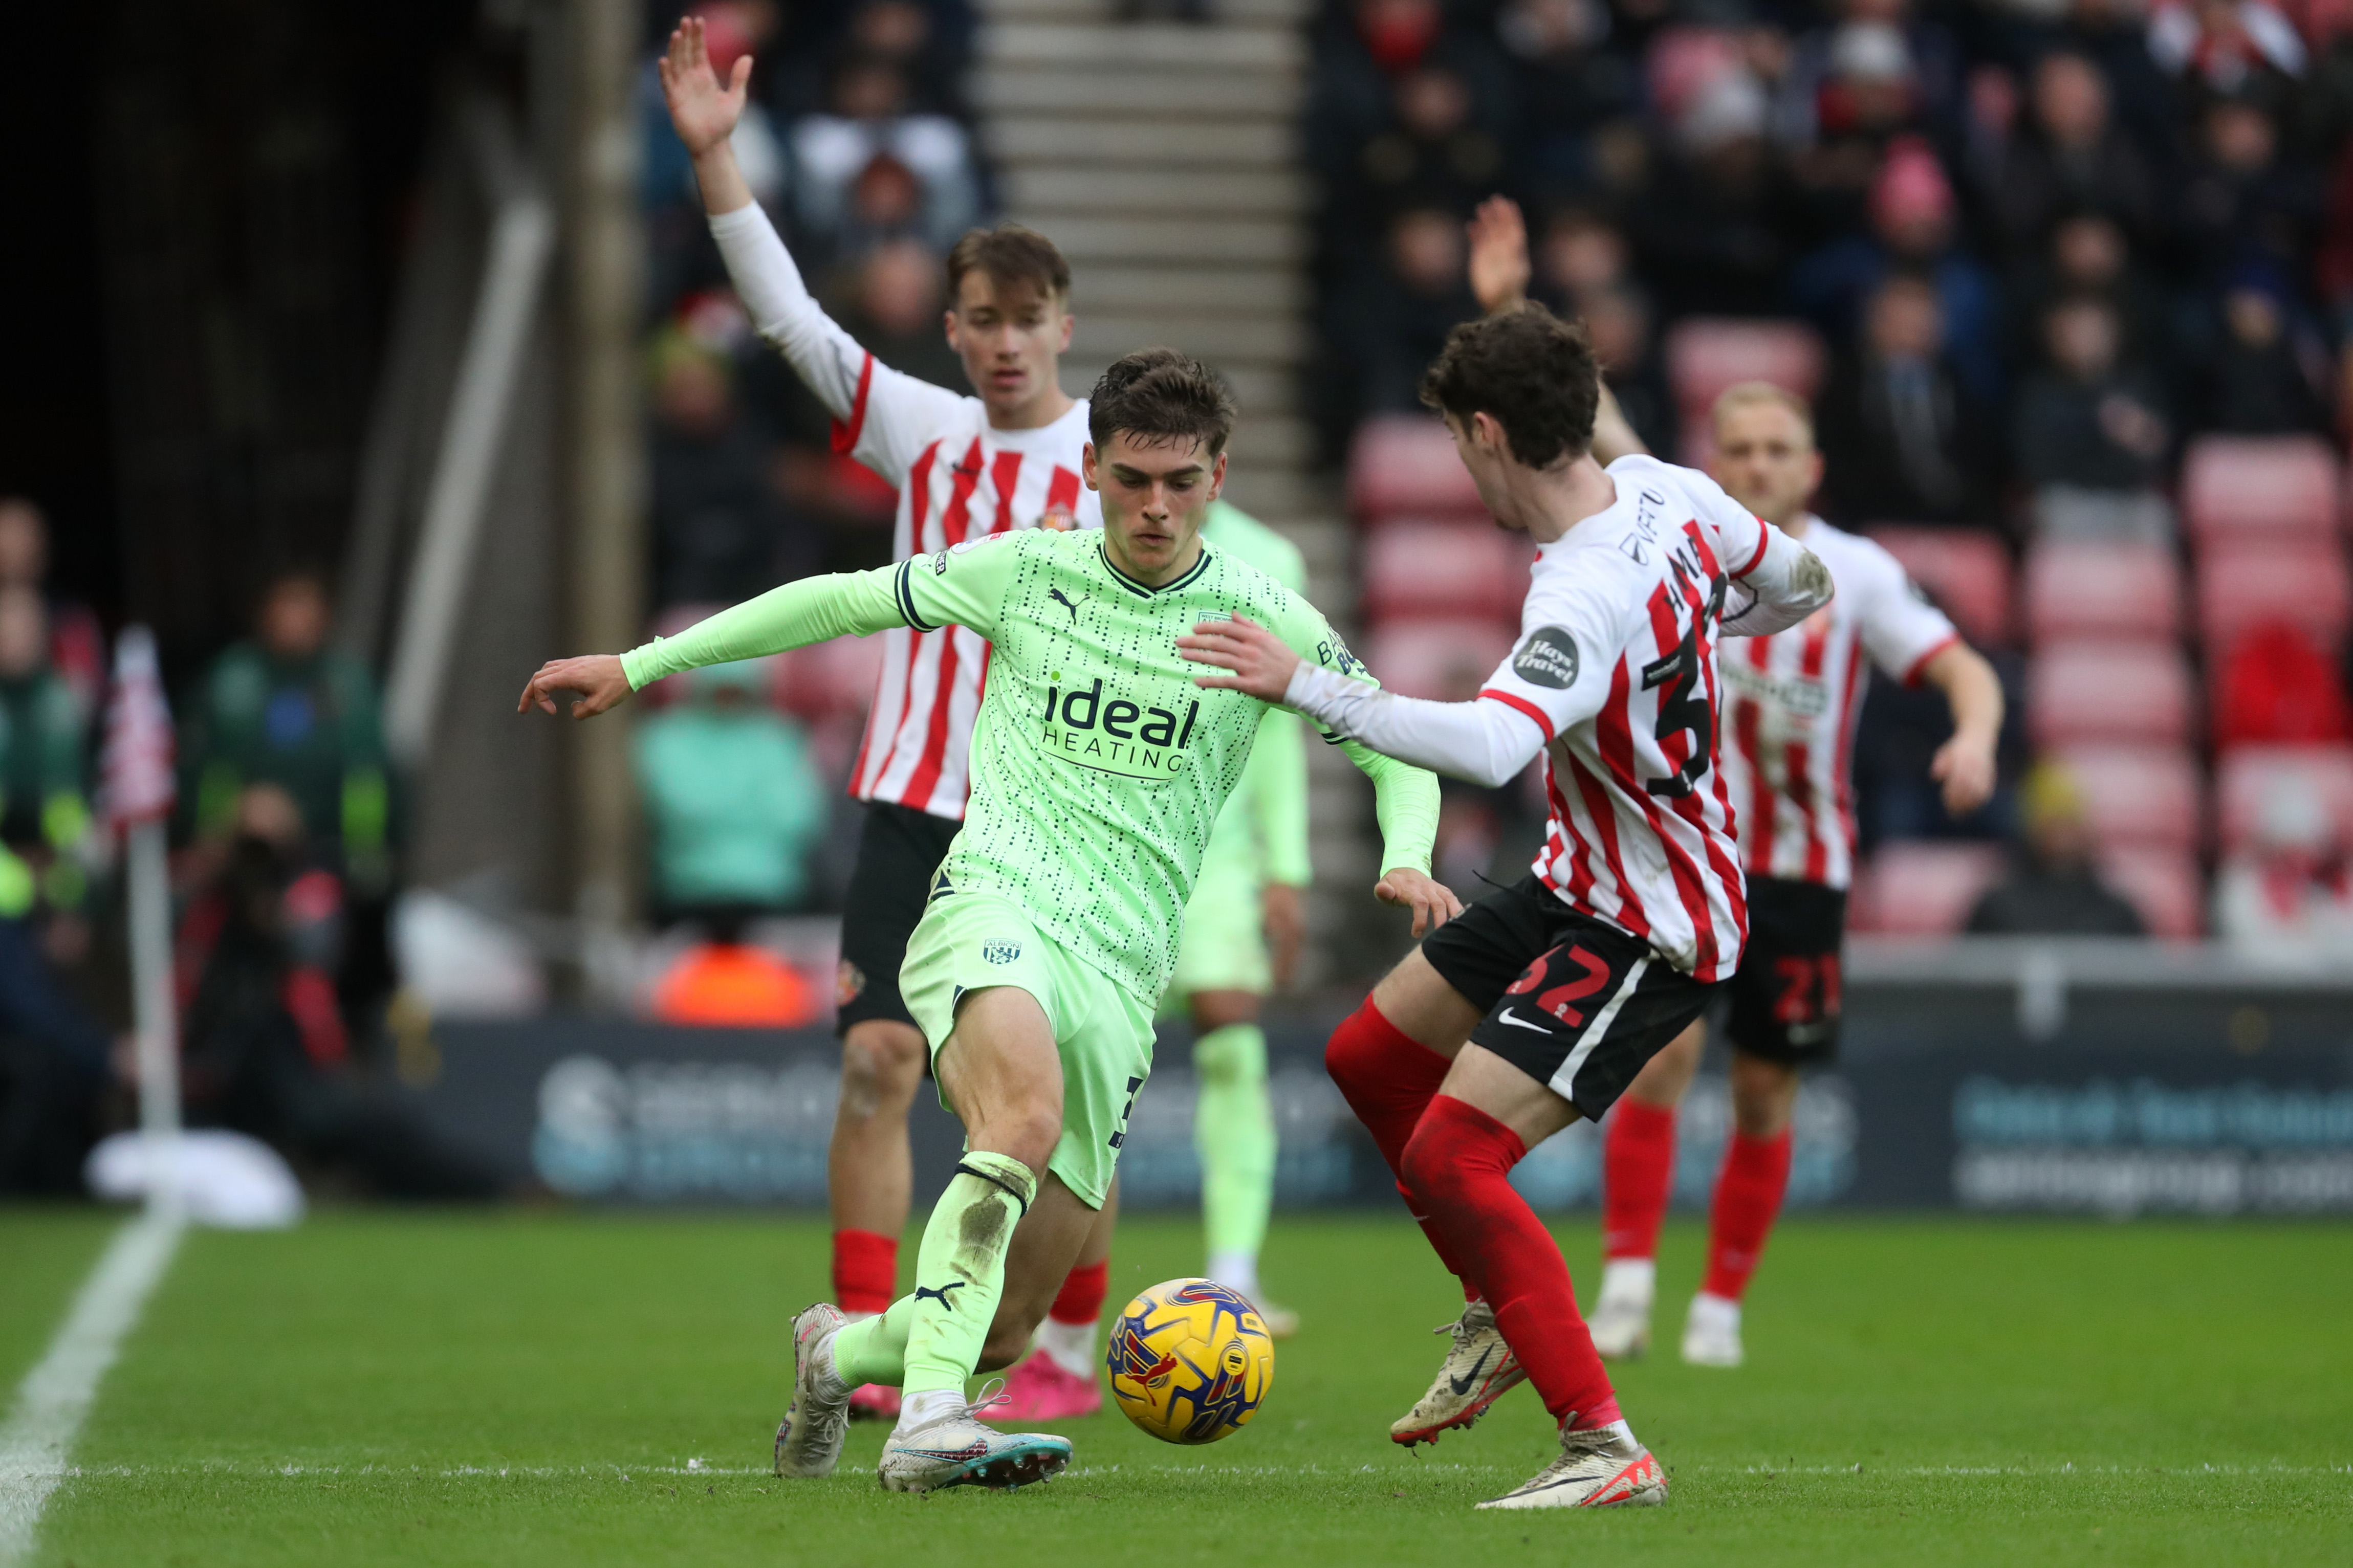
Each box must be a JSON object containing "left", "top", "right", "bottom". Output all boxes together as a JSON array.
[
  {"left": 1466, "top": 194, "right": 1648, "bottom": 464},
  {"left": 660, "top": 19, "right": 962, "bottom": 476}
]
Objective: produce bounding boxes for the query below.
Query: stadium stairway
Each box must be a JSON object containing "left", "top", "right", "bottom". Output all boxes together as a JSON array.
[{"left": 976, "top": 0, "right": 1381, "bottom": 977}]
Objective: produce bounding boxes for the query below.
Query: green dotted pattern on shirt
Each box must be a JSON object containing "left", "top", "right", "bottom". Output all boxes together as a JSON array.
[{"left": 902, "top": 526, "right": 1364, "bottom": 1004}]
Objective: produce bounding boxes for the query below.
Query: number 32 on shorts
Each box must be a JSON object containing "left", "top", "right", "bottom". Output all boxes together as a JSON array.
[{"left": 1502, "top": 944, "right": 1615, "bottom": 1027}]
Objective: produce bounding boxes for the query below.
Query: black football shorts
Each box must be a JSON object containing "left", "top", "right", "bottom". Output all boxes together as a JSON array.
[
  {"left": 835, "top": 801, "right": 963, "bottom": 1035},
  {"left": 1419, "top": 874, "right": 1718, "bottom": 1121},
  {"left": 1722, "top": 876, "right": 1847, "bottom": 1066}
]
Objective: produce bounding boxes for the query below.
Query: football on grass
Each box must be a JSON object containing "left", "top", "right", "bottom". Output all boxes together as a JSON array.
[{"left": 1105, "top": 1278, "right": 1275, "bottom": 1444}]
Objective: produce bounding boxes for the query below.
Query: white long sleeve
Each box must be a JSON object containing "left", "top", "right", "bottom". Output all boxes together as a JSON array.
[
  {"left": 1721, "top": 522, "right": 1834, "bottom": 637},
  {"left": 1283, "top": 665, "right": 1551, "bottom": 789}
]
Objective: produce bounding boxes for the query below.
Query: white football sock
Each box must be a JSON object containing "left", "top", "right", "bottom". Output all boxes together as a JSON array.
[
  {"left": 1598, "top": 1258, "right": 1657, "bottom": 1309},
  {"left": 893, "top": 1387, "right": 966, "bottom": 1437},
  {"left": 1688, "top": 1291, "right": 1741, "bottom": 1331},
  {"left": 1208, "top": 1250, "right": 1260, "bottom": 1303},
  {"left": 1035, "top": 1314, "right": 1098, "bottom": 1380}
]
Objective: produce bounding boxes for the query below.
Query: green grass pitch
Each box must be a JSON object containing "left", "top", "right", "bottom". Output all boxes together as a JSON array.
[{"left": 3, "top": 1208, "right": 2348, "bottom": 1566}]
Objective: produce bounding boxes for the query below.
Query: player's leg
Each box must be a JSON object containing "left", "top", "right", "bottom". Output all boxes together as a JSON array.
[
  {"left": 996, "top": 1174, "right": 1116, "bottom": 1418},
  {"left": 1191, "top": 988, "right": 1293, "bottom": 1330},
  {"left": 1589, "top": 1018, "right": 1705, "bottom": 1359},
  {"left": 827, "top": 803, "right": 961, "bottom": 1419},
  {"left": 1682, "top": 877, "right": 1840, "bottom": 1367}
]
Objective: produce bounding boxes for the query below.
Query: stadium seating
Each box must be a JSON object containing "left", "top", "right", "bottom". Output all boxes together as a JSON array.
[
  {"left": 2051, "top": 743, "right": 2205, "bottom": 850},
  {"left": 2211, "top": 622, "right": 2352, "bottom": 746},
  {"left": 1867, "top": 526, "right": 2013, "bottom": 648},
  {"left": 2194, "top": 542, "right": 2352, "bottom": 656},
  {"left": 1847, "top": 841, "right": 2009, "bottom": 937},
  {"left": 2178, "top": 434, "right": 2342, "bottom": 546},
  {"left": 2022, "top": 540, "right": 2182, "bottom": 645},
  {"left": 1346, "top": 413, "right": 1484, "bottom": 523},
  {"left": 1665, "top": 319, "right": 1825, "bottom": 464},
  {"left": 1359, "top": 521, "right": 1531, "bottom": 625},
  {"left": 2097, "top": 845, "right": 2206, "bottom": 940},
  {"left": 2215, "top": 743, "right": 2353, "bottom": 854},
  {"left": 2026, "top": 642, "right": 2195, "bottom": 748},
  {"left": 1361, "top": 619, "right": 1519, "bottom": 701}
]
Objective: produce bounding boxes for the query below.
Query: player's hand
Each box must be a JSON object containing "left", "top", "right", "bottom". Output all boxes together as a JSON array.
[
  {"left": 1931, "top": 728, "right": 1998, "bottom": 816},
  {"left": 1467, "top": 195, "right": 1532, "bottom": 317},
  {"left": 1262, "top": 882, "right": 1306, "bottom": 990},
  {"left": 1180, "top": 614, "right": 1300, "bottom": 703},
  {"left": 658, "top": 16, "right": 752, "bottom": 157},
  {"left": 1375, "top": 868, "right": 1463, "bottom": 938},
  {"left": 517, "top": 655, "right": 634, "bottom": 720}
]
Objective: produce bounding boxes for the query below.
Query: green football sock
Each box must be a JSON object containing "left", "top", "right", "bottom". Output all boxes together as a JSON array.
[
  {"left": 899, "top": 1150, "right": 1038, "bottom": 1397},
  {"left": 1193, "top": 1023, "right": 1276, "bottom": 1266},
  {"left": 829, "top": 1293, "right": 914, "bottom": 1389}
]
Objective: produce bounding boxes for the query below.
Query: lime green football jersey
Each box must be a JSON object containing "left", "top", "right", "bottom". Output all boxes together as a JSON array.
[
  {"left": 621, "top": 524, "right": 1437, "bottom": 1004},
  {"left": 1193, "top": 503, "right": 1313, "bottom": 894}
]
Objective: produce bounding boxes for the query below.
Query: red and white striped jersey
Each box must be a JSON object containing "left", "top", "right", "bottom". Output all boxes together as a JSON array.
[
  {"left": 1476, "top": 456, "right": 1794, "bottom": 982},
  {"left": 834, "top": 368, "right": 1100, "bottom": 818},
  {"left": 1717, "top": 519, "right": 1958, "bottom": 890}
]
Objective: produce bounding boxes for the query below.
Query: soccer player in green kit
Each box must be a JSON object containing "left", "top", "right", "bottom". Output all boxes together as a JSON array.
[{"left": 518, "top": 350, "right": 1453, "bottom": 1493}]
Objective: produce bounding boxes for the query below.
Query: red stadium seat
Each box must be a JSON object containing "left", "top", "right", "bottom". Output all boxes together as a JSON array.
[
  {"left": 2096, "top": 846, "right": 2205, "bottom": 941},
  {"left": 2051, "top": 743, "right": 2205, "bottom": 851},
  {"left": 2215, "top": 743, "right": 2353, "bottom": 854},
  {"left": 1865, "top": 526, "right": 2012, "bottom": 648},
  {"left": 1665, "top": 319, "right": 1825, "bottom": 431},
  {"left": 2027, "top": 642, "right": 2195, "bottom": 747},
  {"left": 1847, "top": 841, "right": 2009, "bottom": 937},
  {"left": 1362, "top": 619, "right": 1518, "bottom": 701},
  {"left": 1346, "top": 414, "right": 1484, "bottom": 523},
  {"left": 2179, "top": 434, "right": 2341, "bottom": 545},
  {"left": 2195, "top": 542, "right": 2352, "bottom": 656},
  {"left": 1360, "top": 521, "right": 1532, "bottom": 625},
  {"left": 2022, "top": 540, "right": 2183, "bottom": 644}
]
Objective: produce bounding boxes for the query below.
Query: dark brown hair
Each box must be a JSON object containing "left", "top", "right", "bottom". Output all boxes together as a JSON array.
[
  {"left": 1418, "top": 302, "right": 1600, "bottom": 469},
  {"left": 1087, "top": 347, "right": 1237, "bottom": 458},
  {"left": 945, "top": 224, "right": 1071, "bottom": 307}
]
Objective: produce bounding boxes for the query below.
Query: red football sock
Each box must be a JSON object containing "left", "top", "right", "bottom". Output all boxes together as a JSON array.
[
  {"left": 1403, "top": 1096, "right": 1622, "bottom": 1431},
  {"left": 1702, "top": 1129, "right": 1793, "bottom": 1301},
  {"left": 832, "top": 1228, "right": 898, "bottom": 1316},
  {"left": 1325, "top": 999, "right": 1479, "bottom": 1300},
  {"left": 1050, "top": 1257, "right": 1110, "bottom": 1325},
  {"left": 1602, "top": 1098, "right": 1678, "bottom": 1262}
]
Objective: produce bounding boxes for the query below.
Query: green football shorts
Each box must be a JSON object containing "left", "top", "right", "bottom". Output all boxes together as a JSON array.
[
  {"left": 1165, "top": 852, "right": 1271, "bottom": 1000},
  {"left": 900, "top": 888, "right": 1156, "bottom": 1210}
]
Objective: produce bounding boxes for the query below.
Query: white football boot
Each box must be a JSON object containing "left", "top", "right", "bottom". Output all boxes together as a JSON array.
[
  {"left": 1585, "top": 1260, "right": 1656, "bottom": 1361},
  {"left": 1389, "top": 1299, "right": 1528, "bottom": 1447},
  {"left": 877, "top": 1382, "right": 1073, "bottom": 1493},
  {"left": 1680, "top": 1292, "right": 1744, "bottom": 1367},
  {"left": 773, "top": 1302, "right": 854, "bottom": 1478},
  {"left": 1477, "top": 1422, "right": 1669, "bottom": 1511}
]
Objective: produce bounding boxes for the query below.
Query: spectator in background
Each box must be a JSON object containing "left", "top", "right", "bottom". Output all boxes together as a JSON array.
[
  {"left": 2011, "top": 294, "right": 2173, "bottom": 494},
  {"left": 2176, "top": 89, "right": 2324, "bottom": 281},
  {"left": 2213, "top": 774, "right": 2353, "bottom": 962},
  {"left": 1581, "top": 283, "right": 1679, "bottom": 455},
  {"left": 1775, "top": 0, "right": 1964, "bottom": 159},
  {"left": 1976, "top": 51, "right": 2159, "bottom": 258},
  {"left": 787, "top": 52, "right": 978, "bottom": 262},
  {"left": 635, "top": 656, "right": 828, "bottom": 921},
  {"left": 0, "top": 885, "right": 117, "bottom": 1195},
  {"left": 1816, "top": 272, "right": 1990, "bottom": 524},
  {"left": 1781, "top": 14, "right": 1942, "bottom": 236},
  {"left": 0, "top": 588, "right": 91, "bottom": 924},
  {"left": 2009, "top": 209, "right": 2175, "bottom": 376},
  {"left": 1344, "top": 65, "right": 1506, "bottom": 248},
  {"left": 650, "top": 324, "right": 811, "bottom": 606},
  {"left": 0, "top": 498, "right": 105, "bottom": 717},
  {"left": 2036, "top": 0, "right": 2184, "bottom": 159},
  {"left": 1630, "top": 70, "right": 1801, "bottom": 316},
  {"left": 1494, "top": 0, "right": 1636, "bottom": 195},
  {"left": 1794, "top": 136, "right": 2002, "bottom": 402},
  {"left": 1968, "top": 761, "right": 2146, "bottom": 935},
  {"left": 768, "top": 0, "right": 974, "bottom": 122},
  {"left": 178, "top": 784, "right": 503, "bottom": 1199},
  {"left": 2194, "top": 262, "right": 2333, "bottom": 432},
  {"left": 182, "top": 570, "right": 394, "bottom": 897},
  {"left": 1319, "top": 206, "right": 1479, "bottom": 435}
]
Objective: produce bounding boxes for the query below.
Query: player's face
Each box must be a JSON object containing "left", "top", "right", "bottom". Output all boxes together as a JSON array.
[
  {"left": 946, "top": 274, "right": 1073, "bottom": 420},
  {"left": 1085, "top": 431, "right": 1226, "bottom": 585},
  {"left": 1709, "top": 402, "right": 1823, "bottom": 528}
]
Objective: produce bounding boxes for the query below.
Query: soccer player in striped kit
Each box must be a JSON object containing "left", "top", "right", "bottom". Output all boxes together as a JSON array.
[
  {"left": 660, "top": 18, "right": 1112, "bottom": 1419},
  {"left": 1583, "top": 383, "right": 2003, "bottom": 1368},
  {"left": 1185, "top": 307, "right": 1834, "bottom": 1509}
]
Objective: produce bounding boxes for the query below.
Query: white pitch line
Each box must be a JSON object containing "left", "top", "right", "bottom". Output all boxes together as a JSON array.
[{"left": 0, "top": 1213, "right": 185, "bottom": 1567}]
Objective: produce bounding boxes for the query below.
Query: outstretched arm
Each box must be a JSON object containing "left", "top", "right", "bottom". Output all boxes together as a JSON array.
[
  {"left": 1466, "top": 194, "right": 1648, "bottom": 463},
  {"left": 1344, "top": 740, "right": 1461, "bottom": 936},
  {"left": 659, "top": 19, "right": 961, "bottom": 471}
]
